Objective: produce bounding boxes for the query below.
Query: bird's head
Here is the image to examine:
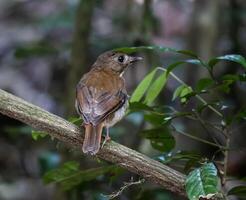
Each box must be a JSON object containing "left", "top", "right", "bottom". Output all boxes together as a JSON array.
[{"left": 94, "top": 50, "right": 143, "bottom": 75}]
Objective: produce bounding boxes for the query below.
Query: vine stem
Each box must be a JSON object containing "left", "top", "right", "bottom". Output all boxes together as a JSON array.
[
  {"left": 170, "top": 125, "right": 226, "bottom": 150},
  {"left": 157, "top": 67, "right": 223, "bottom": 118},
  {"left": 222, "top": 129, "right": 230, "bottom": 186}
]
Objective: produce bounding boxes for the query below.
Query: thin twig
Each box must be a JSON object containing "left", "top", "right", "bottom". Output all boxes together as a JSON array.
[
  {"left": 157, "top": 67, "right": 223, "bottom": 118},
  {"left": 186, "top": 115, "right": 224, "bottom": 135},
  {"left": 103, "top": 178, "right": 145, "bottom": 199},
  {"left": 222, "top": 128, "right": 230, "bottom": 186},
  {"left": 192, "top": 111, "right": 222, "bottom": 145},
  {"left": 170, "top": 124, "right": 226, "bottom": 150}
]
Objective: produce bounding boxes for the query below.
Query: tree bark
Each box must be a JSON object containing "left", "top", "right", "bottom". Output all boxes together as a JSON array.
[{"left": 0, "top": 89, "right": 186, "bottom": 196}]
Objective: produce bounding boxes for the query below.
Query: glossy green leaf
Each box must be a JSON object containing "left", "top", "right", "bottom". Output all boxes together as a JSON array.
[
  {"left": 128, "top": 102, "right": 154, "bottom": 113},
  {"left": 141, "top": 127, "right": 175, "bottom": 152},
  {"left": 166, "top": 61, "right": 185, "bottom": 76},
  {"left": 185, "top": 162, "right": 219, "bottom": 200},
  {"left": 32, "top": 130, "right": 47, "bottom": 141},
  {"left": 195, "top": 78, "right": 214, "bottom": 93},
  {"left": 172, "top": 85, "right": 193, "bottom": 103},
  {"left": 228, "top": 186, "right": 246, "bottom": 199},
  {"left": 165, "top": 59, "right": 203, "bottom": 77},
  {"left": 130, "top": 69, "right": 156, "bottom": 102},
  {"left": 180, "top": 86, "right": 193, "bottom": 98},
  {"left": 43, "top": 161, "right": 116, "bottom": 190},
  {"left": 176, "top": 50, "right": 198, "bottom": 58},
  {"left": 114, "top": 46, "right": 199, "bottom": 59},
  {"left": 114, "top": 46, "right": 177, "bottom": 54},
  {"left": 208, "top": 54, "right": 246, "bottom": 70},
  {"left": 172, "top": 85, "right": 186, "bottom": 101},
  {"left": 144, "top": 71, "right": 167, "bottom": 104}
]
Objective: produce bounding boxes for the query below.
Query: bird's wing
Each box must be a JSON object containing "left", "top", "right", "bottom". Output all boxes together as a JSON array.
[{"left": 76, "top": 81, "right": 127, "bottom": 125}]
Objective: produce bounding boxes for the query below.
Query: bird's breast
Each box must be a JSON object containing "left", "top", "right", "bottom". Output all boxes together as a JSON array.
[{"left": 105, "top": 100, "right": 128, "bottom": 127}]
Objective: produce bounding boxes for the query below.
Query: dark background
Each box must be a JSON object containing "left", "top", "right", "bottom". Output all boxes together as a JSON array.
[{"left": 0, "top": 0, "right": 245, "bottom": 199}]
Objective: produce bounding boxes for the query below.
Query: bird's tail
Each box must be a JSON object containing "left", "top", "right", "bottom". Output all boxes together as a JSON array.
[{"left": 82, "top": 123, "right": 103, "bottom": 155}]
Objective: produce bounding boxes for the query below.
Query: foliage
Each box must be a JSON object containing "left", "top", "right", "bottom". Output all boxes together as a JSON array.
[
  {"left": 31, "top": 130, "right": 48, "bottom": 141},
  {"left": 123, "top": 46, "right": 246, "bottom": 199},
  {"left": 185, "top": 163, "right": 220, "bottom": 200},
  {"left": 227, "top": 185, "right": 246, "bottom": 199},
  {"left": 40, "top": 45, "right": 246, "bottom": 199},
  {"left": 43, "top": 161, "right": 119, "bottom": 191},
  {"left": 141, "top": 126, "right": 175, "bottom": 152}
]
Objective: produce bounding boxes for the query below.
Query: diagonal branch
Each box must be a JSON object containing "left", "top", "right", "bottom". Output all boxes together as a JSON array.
[{"left": 0, "top": 89, "right": 186, "bottom": 196}]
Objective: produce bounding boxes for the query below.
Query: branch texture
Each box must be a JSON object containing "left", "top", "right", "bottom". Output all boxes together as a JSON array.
[{"left": 0, "top": 89, "right": 186, "bottom": 196}]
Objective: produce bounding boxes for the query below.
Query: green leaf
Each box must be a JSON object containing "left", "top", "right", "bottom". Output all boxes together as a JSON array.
[
  {"left": 114, "top": 46, "right": 199, "bottom": 59},
  {"left": 144, "top": 71, "right": 167, "bottom": 104},
  {"left": 43, "top": 161, "right": 117, "bottom": 190},
  {"left": 144, "top": 113, "right": 164, "bottom": 125},
  {"left": 172, "top": 85, "right": 193, "bottom": 103},
  {"left": 128, "top": 102, "right": 154, "bottom": 113},
  {"left": 195, "top": 78, "right": 214, "bottom": 93},
  {"left": 172, "top": 85, "right": 186, "bottom": 101},
  {"left": 32, "top": 130, "right": 47, "bottom": 141},
  {"left": 185, "top": 162, "right": 219, "bottom": 200},
  {"left": 208, "top": 54, "right": 246, "bottom": 70},
  {"left": 228, "top": 186, "right": 246, "bottom": 199},
  {"left": 221, "top": 74, "right": 239, "bottom": 82},
  {"left": 114, "top": 46, "right": 177, "bottom": 54},
  {"left": 165, "top": 59, "right": 203, "bottom": 77},
  {"left": 176, "top": 50, "right": 198, "bottom": 58},
  {"left": 141, "top": 127, "right": 175, "bottom": 152},
  {"left": 166, "top": 61, "right": 185, "bottom": 76},
  {"left": 130, "top": 69, "right": 156, "bottom": 102},
  {"left": 180, "top": 86, "right": 193, "bottom": 103},
  {"left": 216, "top": 80, "right": 234, "bottom": 94},
  {"left": 68, "top": 117, "right": 83, "bottom": 126}
]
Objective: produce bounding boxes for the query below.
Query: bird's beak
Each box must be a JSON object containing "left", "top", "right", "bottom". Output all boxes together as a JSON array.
[{"left": 129, "top": 56, "right": 143, "bottom": 63}]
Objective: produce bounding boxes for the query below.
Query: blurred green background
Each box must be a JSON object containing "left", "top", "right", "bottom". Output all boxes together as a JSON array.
[{"left": 0, "top": 0, "right": 245, "bottom": 199}]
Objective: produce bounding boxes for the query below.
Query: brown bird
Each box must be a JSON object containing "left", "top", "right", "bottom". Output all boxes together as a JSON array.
[{"left": 75, "top": 50, "right": 142, "bottom": 155}]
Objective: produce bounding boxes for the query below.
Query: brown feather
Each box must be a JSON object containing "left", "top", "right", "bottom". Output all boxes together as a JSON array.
[
  {"left": 76, "top": 69, "right": 127, "bottom": 125},
  {"left": 82, "top": 123, "right": 103, "bottom": 155}
]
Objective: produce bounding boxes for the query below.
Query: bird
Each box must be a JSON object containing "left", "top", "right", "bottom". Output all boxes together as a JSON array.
[{"left": 75, "top": 50, "right": 142, "bottom": 155}]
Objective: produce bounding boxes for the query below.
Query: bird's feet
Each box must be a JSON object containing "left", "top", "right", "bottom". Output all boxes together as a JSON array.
[{"left": 101, "top": 135, "right": 111, "bottom": 148}]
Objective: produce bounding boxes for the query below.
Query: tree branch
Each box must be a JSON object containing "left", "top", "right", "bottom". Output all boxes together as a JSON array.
[{"left": 0, "top": 89, "right": 186, "bottom": 196}]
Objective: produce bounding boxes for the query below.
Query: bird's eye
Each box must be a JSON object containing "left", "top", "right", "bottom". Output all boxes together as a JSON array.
[{"left": 118, "top": 55, "right": 125, "bottom": 63}]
